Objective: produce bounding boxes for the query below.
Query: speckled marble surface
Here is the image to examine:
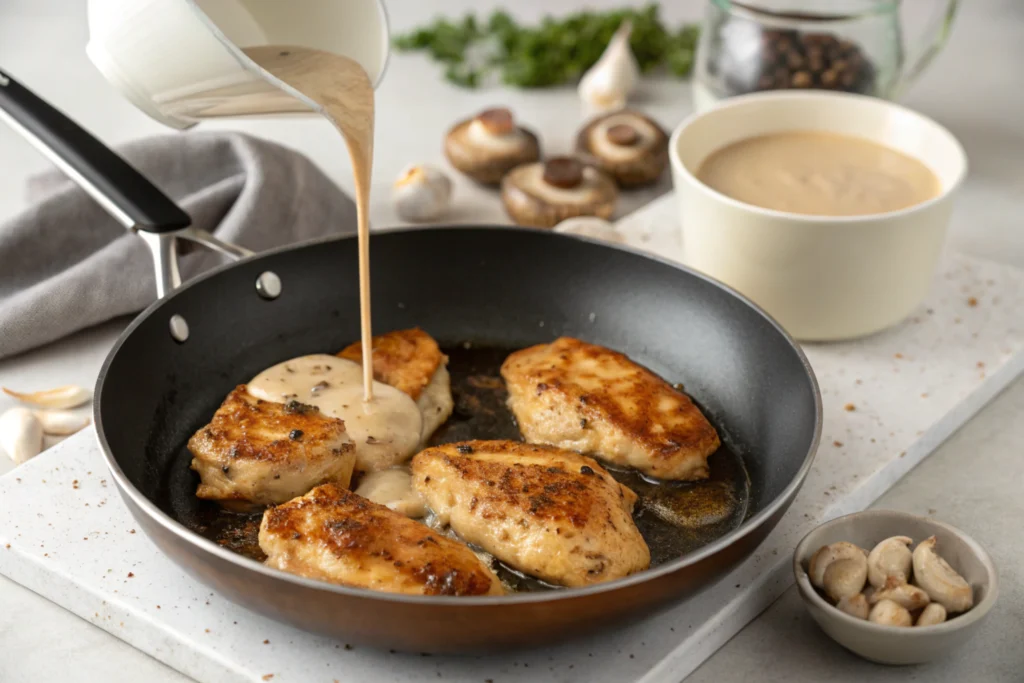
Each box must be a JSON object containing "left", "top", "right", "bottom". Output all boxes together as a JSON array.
[{"left": 0, "top": 196, "right": 1021, "bottom": 683}]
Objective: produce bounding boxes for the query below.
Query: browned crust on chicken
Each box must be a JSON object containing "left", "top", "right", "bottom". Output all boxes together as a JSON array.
[
  {"left": 411, "top": 440, "right": 649, "bottom": 587},
  {"left": 188, "top": 386, "right": 355, "bottom": 506},
  {"left": 259, "top": 484, "right": 503, "bottom": 596},
  {"left": 337, "top": 328, "right": 444, "bottom": 399},
  {"left": 500, "top": 337, "right": 720, "bottom": 481}
]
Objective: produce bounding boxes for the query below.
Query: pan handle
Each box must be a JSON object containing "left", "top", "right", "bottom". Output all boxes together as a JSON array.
[{"left": 0, "top": 68, "right": 252, "bottom": 297}]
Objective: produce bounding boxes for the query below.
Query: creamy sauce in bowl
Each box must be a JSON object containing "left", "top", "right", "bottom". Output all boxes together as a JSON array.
[
  {"left": 696, "top": 131, "right": 941, "bottom": 216},
  {"left": 248, "top": 354, "right": 422, "bottom": 471}
]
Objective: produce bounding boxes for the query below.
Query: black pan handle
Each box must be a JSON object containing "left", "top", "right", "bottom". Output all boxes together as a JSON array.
[{"left": 0, "top": 68, "right": 190, "bottom": 233}]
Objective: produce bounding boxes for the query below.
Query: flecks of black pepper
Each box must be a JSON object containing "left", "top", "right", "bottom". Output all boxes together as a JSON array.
[
  {"left": 289, "top": 429, "right": 304, "bottom": 440},
  {"left": 457, "top": 444, "right": 474, "bottom": 454}
]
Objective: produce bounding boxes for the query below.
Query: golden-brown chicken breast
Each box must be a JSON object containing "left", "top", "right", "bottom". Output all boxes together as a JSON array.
[
  {"left": 501, "top": 337, "right": 720, "bottom": 481},
  {"left": 339, "top": 328, "right": 453, "bottom": 443},
  {"left": 259, "top": 484, "right": 503, "bottom": 596},
  {"left": 411, "top": 440, "right": 650, "bottom": 587},
  {"left": 188, "top": 386, "right": 356, "bottom": 508}
]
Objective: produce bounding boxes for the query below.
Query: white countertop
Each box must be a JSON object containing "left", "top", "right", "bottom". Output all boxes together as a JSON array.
[{"left": 1, "top": 0, "right": 1022, "bottom": 681}]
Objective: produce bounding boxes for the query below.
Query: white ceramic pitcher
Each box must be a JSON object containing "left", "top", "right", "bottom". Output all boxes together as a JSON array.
[{"left": 86, "top": 0, "right": 390, "bottom": 129}]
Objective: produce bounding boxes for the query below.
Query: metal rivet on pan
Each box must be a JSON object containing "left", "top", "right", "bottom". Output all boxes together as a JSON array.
[
  {"left": 169, "top": 314, "right": 189, "bottom": 343},
  {"left": 256, "top": 271, "right": 282, "bottom": 300}
]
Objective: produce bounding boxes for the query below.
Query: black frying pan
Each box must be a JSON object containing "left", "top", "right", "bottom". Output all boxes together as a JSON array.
[{"left": 0, "top": 72, "right": 821, "bottom": 653}]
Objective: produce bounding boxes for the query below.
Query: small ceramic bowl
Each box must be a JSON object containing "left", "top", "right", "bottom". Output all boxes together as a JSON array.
[
  {"left": 793, "top": 510, "right": 998, "bottom": 665},
  {"left": 669, "top": 91, "right": 967, "bottom": 341}
]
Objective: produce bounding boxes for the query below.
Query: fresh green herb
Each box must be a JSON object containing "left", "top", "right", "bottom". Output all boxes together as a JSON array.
[{"left": 393, "top": 5, "right": 701, "bottom": 89}]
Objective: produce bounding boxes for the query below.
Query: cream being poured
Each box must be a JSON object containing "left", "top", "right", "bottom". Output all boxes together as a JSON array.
[{"left": 247, "top": 354, "right": 422, "bottom": 472}]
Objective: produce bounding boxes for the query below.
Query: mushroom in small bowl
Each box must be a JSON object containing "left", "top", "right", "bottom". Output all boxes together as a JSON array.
[
  {"left": 575, "top": 109, "right": 669, "bottom": 187},
  {"left": 793, "top": 509, "right": 998, "bottom": 666},
  {"left": 501, "top": 157, "right": 618, "bottom": 229},
  {"left": 444, "top": 107, "right": 541, "bottom": 185}
]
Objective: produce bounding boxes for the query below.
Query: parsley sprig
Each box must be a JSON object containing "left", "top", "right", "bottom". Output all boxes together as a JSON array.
[{"left": 393, "top": 6, "right": 701, "bottom": 89}]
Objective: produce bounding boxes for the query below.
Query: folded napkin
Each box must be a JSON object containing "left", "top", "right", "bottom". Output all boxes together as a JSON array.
[{"left": 0, "top": 132, "right": 357, "bottom": 359}]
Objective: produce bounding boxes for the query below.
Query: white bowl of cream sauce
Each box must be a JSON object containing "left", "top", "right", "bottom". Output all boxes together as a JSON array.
[{"left": 670, "top": 91, "right": 967, "bottom": 341}]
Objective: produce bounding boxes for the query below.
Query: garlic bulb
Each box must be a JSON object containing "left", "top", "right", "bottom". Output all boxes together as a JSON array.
[
  {"left": 392, "top": 164, "right": 453, "bottom": 222},
  {"left": 554, "top": 217, "right": 626, "bottom": 244},
  {"left": 0, "top": 407, "right": 44, "bottom": 464},
  {"left": 578, "top": 21, "right": 640, "bottom": 113}
]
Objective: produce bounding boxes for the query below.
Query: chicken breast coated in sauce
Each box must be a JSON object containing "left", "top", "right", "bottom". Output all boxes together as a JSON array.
[
  {"left": 188, "top": 386, "right": 356, "bottom": 508},
  {"left": 339, "top": 328, "right": 454, "bottom": 445},
  {"left": 501, "top": 337, "right": 720, "bottom": 481},
  {"left": 259, "top": 484, "right": 504, "bottom": 596},
  {"left": 411, "top": 440, "right": 650, "bottom": 587}
]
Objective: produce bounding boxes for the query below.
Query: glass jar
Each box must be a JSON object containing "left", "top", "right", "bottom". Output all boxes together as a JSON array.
[{"left": 692, "top": 0, "right": 959, "bottom": 111}]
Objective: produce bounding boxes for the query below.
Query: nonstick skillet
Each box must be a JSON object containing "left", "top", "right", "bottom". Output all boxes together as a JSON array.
[{"left": 0, "top": 73, "right": 821, "bottom": 653}]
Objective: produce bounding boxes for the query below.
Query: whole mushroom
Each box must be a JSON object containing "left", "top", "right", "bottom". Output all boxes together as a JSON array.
[
  {"left": 575, "top": 109, "right": 669, "bottom": 187},
  {"left": 501, "top": 157, "right": 618, "bottom": 229},
  {"left": 444, "top": 107, "right": 541, "bottom": 185}
]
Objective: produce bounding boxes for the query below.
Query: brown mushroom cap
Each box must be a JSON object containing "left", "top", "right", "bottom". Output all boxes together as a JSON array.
[
  {"left": 500, "top": 156, "right": 618, "bottom": 229},
  {"left": 575, "top": 109, "right": 669, "bottom": 188},
  {"left": 444, "top": 108, "right": 541, "bottom": 185}
]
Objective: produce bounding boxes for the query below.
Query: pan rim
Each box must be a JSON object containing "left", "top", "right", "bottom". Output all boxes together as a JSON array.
[{"left": 94, "top": 225, "right": 822, "bottom": 606}]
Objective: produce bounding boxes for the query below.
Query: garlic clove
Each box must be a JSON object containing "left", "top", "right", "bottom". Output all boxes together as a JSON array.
[
  {"left": 578, "top": 21, "right": 640, "bottom": 114},
  {"left": 34, "top": 410, "right": 91, "bottom": 436},
  {"left": 822, "top": 557, "right": 868, "bottom": 602},
  {"left": 554, "top": 217, "right": 626, "bottom": 243},
  {"left": 868, "top": 598, "right": 913, "bottom": 627},
  {"left": 915, "top": 602, "right": 947, "bottom": 626},
  {"left": 867, "top": 535, "right": 913, "bottom": 588},
  {"left": 836, "top": 593, "right": 870, "bottom": 620},
  {"left": 0, "top": 407, "right": 44, "bottom": 464},
  {"left": 392, "top": 164, "right": 453, "bottom": 222},
  {"left": 3, "top": 384, "right": 91, "bottom": 409},
  {"left": 912, "top": 536, "right": 974, "bottom": 612}
]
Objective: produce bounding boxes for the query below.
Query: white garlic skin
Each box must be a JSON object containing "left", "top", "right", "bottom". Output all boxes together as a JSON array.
[
  {"left": 392, "top": 164, "right": 453, "bottom": 222},
  {"left": 578, "top": 21, "right": 640, "bottom": 113},
  {"left": 0, "top": 407, "right": 44, "bottom": 464},
  {"left": 3, "top": 384, "right": 91, "bottom": 409}
]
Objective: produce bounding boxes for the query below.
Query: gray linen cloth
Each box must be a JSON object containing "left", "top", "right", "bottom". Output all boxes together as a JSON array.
[{"left": 0, "top": 131, "right": 357, "bottom": 359}]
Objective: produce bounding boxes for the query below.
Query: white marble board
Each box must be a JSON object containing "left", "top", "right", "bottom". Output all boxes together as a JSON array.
[{"left": 1, "top": 196, "right": 1022, "bottom": 683}]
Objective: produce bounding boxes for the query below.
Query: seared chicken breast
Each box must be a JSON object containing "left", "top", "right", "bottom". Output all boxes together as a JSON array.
[
  {"left": 501, "top": 337, "right": 720, "bottom": 481},
  {"left": 411, "top": 440, "right": 650, "bottom": 587},
  {"left": 188, "top": 386, "right": 356, "bottom": 508},
  {"left": 339, "top": 328, "right": 454, "bottom": 443},
  {"left": 259, "top": 484, "right": 503, "bottom": 596}
]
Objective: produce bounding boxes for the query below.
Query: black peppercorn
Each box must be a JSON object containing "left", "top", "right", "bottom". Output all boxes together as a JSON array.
[{"left": 711, "top": 18, "right": 876, "bottom": 98}]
